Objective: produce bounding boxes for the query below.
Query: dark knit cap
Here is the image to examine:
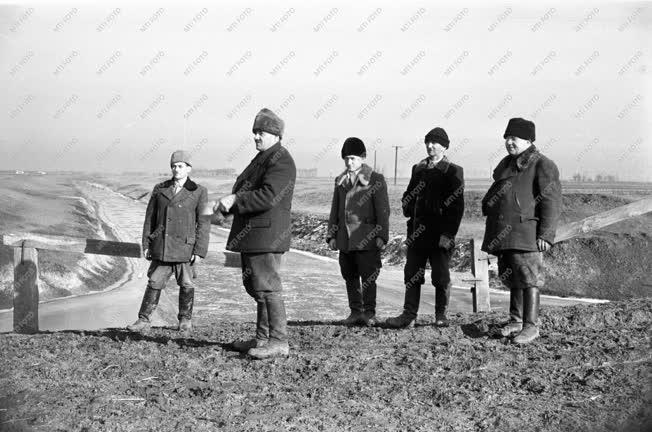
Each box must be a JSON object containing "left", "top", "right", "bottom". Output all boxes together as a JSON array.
[
  {"left": 341, "top": 137, "right": 366, "bottom": 158},
  {"left": 252, "top": 108, "right": 284, "bottom": 137},
  {"left": 503, "top": 117, "right": 535, "bottom": 142},
  {"left": 424, "top": 127, "right": 450, "bottom": 149}
]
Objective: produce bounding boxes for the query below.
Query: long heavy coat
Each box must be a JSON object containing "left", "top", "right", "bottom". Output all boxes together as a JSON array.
[
  {"left": 142, "top": 178, "right": 210, "bottom": 262},
  {"left": 327, "top": 164, "right": 390, "bottom": 251},
  {"left": 402, "top": 156, "right": 465, "bottom": 251},
  {"left": 226, "top": 143, "right": 296, "bottom": 253},
  {"left": 481, "top": 145, "right": 561, "bottom": 253}
]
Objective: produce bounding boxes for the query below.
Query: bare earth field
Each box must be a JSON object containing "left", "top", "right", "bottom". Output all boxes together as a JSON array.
[{"left": 1, "top": 299, "right": 650, "bottom": 431}]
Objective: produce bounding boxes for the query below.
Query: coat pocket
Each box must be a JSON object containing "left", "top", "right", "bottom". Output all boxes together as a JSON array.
[{"left": 249, "top": 217, "right": 271, "bottom": 228}]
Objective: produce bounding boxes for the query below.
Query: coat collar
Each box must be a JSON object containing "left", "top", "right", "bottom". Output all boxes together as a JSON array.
[
  {"left": 159, "top": 177, "right": 198, "bottom": 201},
  {"left": 415, "top": 155, "right": 452, "bottom": 173},
  {"left": 336, "top": 163, "right": 373, "bottom": 187},
  {"left": 493, "top": 145, "right": 540, "bottom": 180}
]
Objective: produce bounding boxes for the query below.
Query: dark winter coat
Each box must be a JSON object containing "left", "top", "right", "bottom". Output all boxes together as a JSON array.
[
  {"left": 142, "top": 178, "right": 210, "bottom": 262},
  {"left": 326, "top": 164, "right": 390, "bottom": 251},
  {"left": 402, "top": 156, "right": 465, "bottom": 251},
  {"left": 226, "top": 143, "right": 296, "bottom": 253},
  {"left": 481, "top": 145, "right": 561, "bottom": 253}
]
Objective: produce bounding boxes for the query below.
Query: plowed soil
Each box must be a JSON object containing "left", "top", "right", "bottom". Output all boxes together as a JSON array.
[{"left": 1, "top": 299, "right": 650, "bottom": 431}]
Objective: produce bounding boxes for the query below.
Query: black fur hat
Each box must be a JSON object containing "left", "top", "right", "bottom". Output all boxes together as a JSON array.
[
  {"left": 424, "top": 127, "right": 450, "bottom": 148},
  {"left": 341, "top": 137, "right": 366, "bottom": 158},
  {"left": 503, "top": 117, "right": 535, "bottom": 142}
]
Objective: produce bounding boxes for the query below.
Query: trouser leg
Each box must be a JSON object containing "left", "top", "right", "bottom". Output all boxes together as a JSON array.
[
  {"left": 403, "top": 248, "right": 428, "bottom": 318},
  {"left": 429, "top": 247, "right": 452, "bottom": 315},
  {"left": 339, "top": 251, "right": 363, "bottom": 312},
  {"left": 357, "top": 249, "right": 381, "bottom": 315}
]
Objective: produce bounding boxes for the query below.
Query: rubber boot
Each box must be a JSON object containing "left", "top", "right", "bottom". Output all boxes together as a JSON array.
[
  {"left": 343, "top": 278, "right": 364, "bottom": 324},
  {"left": 513, "top": 287, "right": 540, "bottom": 344},
  {"left": 178, "top": 285, "right": 194, "bottom": 333},
  {"left": 361, "top": 271, "right": 378, "bottom": 326},
  {"left": 434, "top": 282, "right": 451, "bottom": 327},
  {"left": 128, "top": 287, "right": 161, "bottom": 331},
  {"left": 232, "top": 300, "right": 269, "bottom": 352},
  {"left": 501, "top": 286, "right": 524, "bottom": 337},
  {"left": 248, "top": 298, "right": 289, "bottom": 359}
]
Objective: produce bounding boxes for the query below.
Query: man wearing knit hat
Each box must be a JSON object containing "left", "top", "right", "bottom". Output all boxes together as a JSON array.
[
  {"left": 215, "top": 108, "right": 296, "bottom": 359},
  {"left": 386, "top": 127, "right": 465, "bottom": 328},
  {"left": 326, "top": 137, "right": 390, "bottom": 326},
  {"left": 128, "top": 150, "right": 210, "bottom": 334},
  {"left": 481, "top": 117, "right": 561, "bottom": 344}
]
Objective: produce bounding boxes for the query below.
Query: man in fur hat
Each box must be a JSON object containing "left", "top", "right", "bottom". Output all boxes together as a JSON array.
[
  {"left": 216, "top": 108, "right": 296, "bottom": 359},
  {"left": 386, "top": 127, "right": 465, "bottom": 328},
  {"left": 326, "top": 137, "right": 390, "bottom": 326},
  {"left": 481, "top": 117, "right": 561, "bottom": 344},
  {"left": 128, "top": 150, "right": 210, "bottom": 334}
]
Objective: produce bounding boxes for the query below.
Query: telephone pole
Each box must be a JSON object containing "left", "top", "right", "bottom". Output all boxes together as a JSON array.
[
  {"left": 373, "top": 150, "right": 377, "bottom": 171},
  {"left": 392, "top": 145, "right": 402, "bottom": 185}
]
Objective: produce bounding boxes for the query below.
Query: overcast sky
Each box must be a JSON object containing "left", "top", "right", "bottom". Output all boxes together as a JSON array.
[{"left": 1, "top": 1, "right": 650, "bottom": 180}]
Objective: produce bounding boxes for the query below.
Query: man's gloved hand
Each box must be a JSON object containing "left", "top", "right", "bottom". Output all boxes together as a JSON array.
[
  {"left": 537, "top": 238, "right": 552, "bottom": 252},
  {"left": 439, "top": 235, "right": 454, "bottom": 250},
  {"left": 144, "top": 248, "right": 152, "bottom": 260},
  {"left": 375, "top": 237, "right": 385, "bottom": 250},
  {"left": 328, "top": 239, "right": 337, "bottom": 251}
]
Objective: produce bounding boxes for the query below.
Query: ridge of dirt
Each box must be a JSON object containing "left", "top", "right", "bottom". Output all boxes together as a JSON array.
[{"left": 1, "top": 298, "right": 650, "bottom": 431}]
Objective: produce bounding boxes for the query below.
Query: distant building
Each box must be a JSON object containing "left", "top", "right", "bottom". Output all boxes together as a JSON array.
[
  {"left": 297, "top": 168, "right": 318, "bottom": 178},
  {"left": 15, "top": 170, "right": 24, "bottom": 174},
  {"left": 193, "top": 168, "right": 237, "bottom": 176}
]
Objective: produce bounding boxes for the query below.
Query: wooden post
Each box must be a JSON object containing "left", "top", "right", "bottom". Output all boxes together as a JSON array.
[
  {"left": 13, "top": 241, "right": 39, "bottom": 334},
  {"left": 470, "top": 238, "right": 491, "bottom": 313}
]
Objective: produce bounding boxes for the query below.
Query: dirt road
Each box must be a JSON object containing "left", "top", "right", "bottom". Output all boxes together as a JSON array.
[{"left": 0, "top": 182, "right": 604, "bottom": 332}]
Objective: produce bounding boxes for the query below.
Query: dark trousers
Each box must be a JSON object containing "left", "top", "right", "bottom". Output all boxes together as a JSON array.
[
  {"left": 240, "top": 252, "right": 287, "bottom": 343},
  {"left": 141, "top": 260, "right": 195, "bottom": 321},
  {"left": 498, "top": 251, "right": 544, "bottom": 325},
  {"left": 338, "top": 249, "right": 382, "bottom": 314},
  {"left": 402, "top": 247, "right": 452, "bottom": 318}
]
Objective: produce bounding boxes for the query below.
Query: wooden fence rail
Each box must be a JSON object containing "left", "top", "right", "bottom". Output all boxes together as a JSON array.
[
  {"left": 468, "top": 196, "right": 652, "bottom": 312},
  {"left": 2, "top": 196, "right": 651, "bottom": 332}
]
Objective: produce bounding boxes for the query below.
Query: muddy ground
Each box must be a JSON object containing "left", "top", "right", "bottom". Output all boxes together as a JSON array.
[{"left": 1, "top": 298, "right": 650, "bottom": 431}]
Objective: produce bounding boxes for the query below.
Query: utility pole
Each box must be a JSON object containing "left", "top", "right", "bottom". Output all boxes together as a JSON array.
[
  {"left": 392, "top": 145, "right": 402, "bottom": 185},
  {"left": 374, "top": 150, "right": 377, "bottom": 171}
]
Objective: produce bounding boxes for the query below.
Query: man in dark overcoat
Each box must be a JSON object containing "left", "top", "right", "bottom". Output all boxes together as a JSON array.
[
  {"left": 128, "top": 150, "right": 210, "bottom": 334},
  {"left": 216, "top": 108, "right": 296, "bottom": 359},
  {"left": 386, "top": 127, "right": 465, "bottom": 328},
  {"left": 481, "top": 117, "right": 561, "bottom": 343},
  {"left": 326, "top": 137, "right": 390, "bottom": 326}
]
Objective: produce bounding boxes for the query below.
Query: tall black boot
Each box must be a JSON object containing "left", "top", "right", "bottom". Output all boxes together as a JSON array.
[
  {"left": 128, "top": 287, "right": 161, "bottom": 331},
  {"left": 232, "top": 300, "right": 269, "bottom": 352},
  {"left": 434, "top": 282, "right": 451, "bottom": 327},
  {"left": 501, "top": 286, "right": 524, "bottom": 336},
  {"left": 255, "top": 299, "right": 269, "bottom": 341},
  {"left": 514, "top": 287, "right": 540, "bottom": 344},
  {"left": 178, "top": 285, "right": 194, "bottom": 332},
  {"left": 343, "top": 278, "right": 364, "bottom": 325},
  {"left": 248, "top": 298, "right": 289, "bottom": 359}
]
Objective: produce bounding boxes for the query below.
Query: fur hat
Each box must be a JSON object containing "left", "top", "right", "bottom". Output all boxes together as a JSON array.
[
  {"left": 252, "top": 108, "right": 284, "bottom": 137},
  {"left": 503, "top": 117, "right": 535, "bottom": 142},
  {"left": 341, "top": 137, "right": 366, "bottom": 158},
  {"left": 424, "top": 127, "right": 450, "bottom": 149},
  {"left": 170, "top": 150, "right": 192, "bottom": 167}
]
